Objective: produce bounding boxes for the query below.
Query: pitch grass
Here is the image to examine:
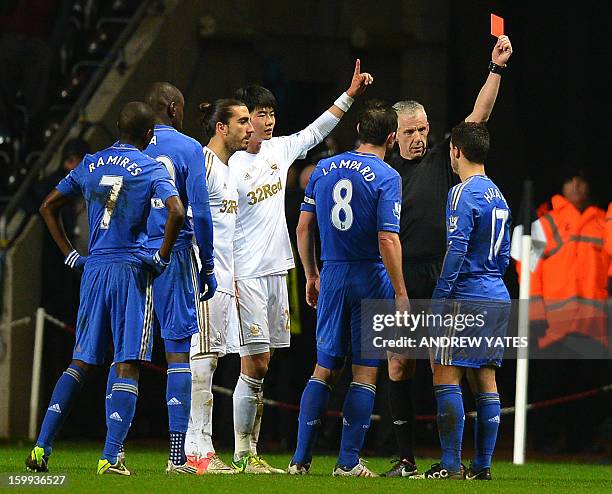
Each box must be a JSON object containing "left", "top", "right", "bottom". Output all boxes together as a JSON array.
[{"left": 1, "top": 442, "right": 611, "bottom": 493}]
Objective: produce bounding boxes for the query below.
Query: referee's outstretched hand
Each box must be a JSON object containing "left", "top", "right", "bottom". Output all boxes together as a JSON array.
[{"left": 199, "top": 271, "right": 217, "bottom": 302}]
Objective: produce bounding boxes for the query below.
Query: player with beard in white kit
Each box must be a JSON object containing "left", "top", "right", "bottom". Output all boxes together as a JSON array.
[{"left": 185, "top": 99, "right": 253, "bottom": 474}]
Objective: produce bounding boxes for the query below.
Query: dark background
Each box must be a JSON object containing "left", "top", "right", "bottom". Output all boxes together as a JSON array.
[{"left": 26, "top": 0, "right": 610, "bottom": 459}]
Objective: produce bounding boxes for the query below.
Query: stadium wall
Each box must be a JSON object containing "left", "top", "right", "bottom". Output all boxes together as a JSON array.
[{"left": 0, "top": 217, "right": 42, "bottom": 438}]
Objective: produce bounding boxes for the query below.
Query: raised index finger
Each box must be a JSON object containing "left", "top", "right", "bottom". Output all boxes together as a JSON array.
[{"left": 354, "top": 58, "right": 361, "bottom": 76}]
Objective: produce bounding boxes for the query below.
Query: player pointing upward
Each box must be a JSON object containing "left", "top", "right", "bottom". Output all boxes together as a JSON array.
[{"left": 228, "top": 60, "right": 373, "bottom": 473}]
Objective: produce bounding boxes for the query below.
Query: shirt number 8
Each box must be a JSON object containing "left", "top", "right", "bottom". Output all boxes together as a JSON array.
[{"left": 331, "top": 179, "right": 353, "bottom": 231}]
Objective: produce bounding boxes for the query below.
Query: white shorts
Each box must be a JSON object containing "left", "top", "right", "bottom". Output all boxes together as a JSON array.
[
  {"left": 190, "top": 290, "right": 239, "bottom": 358},
  {"left": 235, "top": 274, "right": 291, "bottom": 356}
]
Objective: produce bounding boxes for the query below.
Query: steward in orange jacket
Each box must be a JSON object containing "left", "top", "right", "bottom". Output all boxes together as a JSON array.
[
  {"left": 528, "top": 192, "right": 609, "bottom": 349},
  {"left": 606, "top": 202, "right": 612, "bottom": 279}
]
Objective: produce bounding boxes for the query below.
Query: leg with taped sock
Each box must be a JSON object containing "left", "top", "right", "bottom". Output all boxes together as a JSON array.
[
  {"left": 233, "top": 373, "right": 263, "bottom": 460},
  {"left": 186, "top": 356, "right": 217, "bottom": 456}
]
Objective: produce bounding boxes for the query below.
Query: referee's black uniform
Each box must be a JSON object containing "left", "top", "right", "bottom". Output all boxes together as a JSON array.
[{"left": 389, "top": 137, "right": 459, "bottom": 299}]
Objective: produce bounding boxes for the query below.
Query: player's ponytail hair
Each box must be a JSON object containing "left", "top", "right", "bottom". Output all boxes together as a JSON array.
[{"left": 199, "top": 98, "right": 245, "bottom": 142}]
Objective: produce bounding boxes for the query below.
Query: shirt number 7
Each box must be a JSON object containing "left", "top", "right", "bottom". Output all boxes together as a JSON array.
[
  {"left": 488, "top": 207, "right": 508, "bottom": 260},
  {"left": 99, "top": 175, "right": 124, "bottom": 229}
]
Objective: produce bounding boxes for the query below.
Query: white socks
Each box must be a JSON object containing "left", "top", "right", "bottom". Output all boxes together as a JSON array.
[
  {"left": 186, "top": 355, "right": 217, "bottom": 457},
  {"left": 250, "top": 389, "right": 264, "bottom": 455},
  {"left": 233, "top": 373, "right": 263, "bottom": 460}
]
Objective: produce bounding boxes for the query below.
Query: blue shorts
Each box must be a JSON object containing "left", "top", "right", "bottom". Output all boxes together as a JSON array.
[
  {"left": 432, "top": 299, "right": 511, "bottom": 368},
  {"left": 316, "top": 261, "right": 394, "bottom": 370},
  {"left": 151, "top": 245, "right": 201, "bottom": 341},
  {"left": 73, "top": 258, "right": 154, "bottom": 365}
]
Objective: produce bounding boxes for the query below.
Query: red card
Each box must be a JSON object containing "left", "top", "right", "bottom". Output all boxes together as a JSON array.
[{"left": 491, "top": 14, "right": 504, "bottom": 37}]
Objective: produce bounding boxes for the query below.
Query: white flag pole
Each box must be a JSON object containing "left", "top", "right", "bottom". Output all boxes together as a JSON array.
[{"left": 513, "top": 180, "right": 533, "bottom": 465}]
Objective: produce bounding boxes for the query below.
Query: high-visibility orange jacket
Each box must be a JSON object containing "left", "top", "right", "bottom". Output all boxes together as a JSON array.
[
  {"left": 528, "top": 195, "right": 609, "bottom": 348},
  {"left": 606, "top": 202, "right": 612, "bottom": 276}
]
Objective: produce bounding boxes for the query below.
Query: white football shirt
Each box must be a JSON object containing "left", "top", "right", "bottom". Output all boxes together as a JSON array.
[
  {"left": 203, "top": 146, "right": 239, "bottom": 294},
  {"left": 229, "top": 110, "right": 340, "bottom": 279}
]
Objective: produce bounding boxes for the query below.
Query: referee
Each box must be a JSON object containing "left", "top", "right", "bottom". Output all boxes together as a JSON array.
[{"left": 381, "top": 34, "right": 513, "bottom": 477}]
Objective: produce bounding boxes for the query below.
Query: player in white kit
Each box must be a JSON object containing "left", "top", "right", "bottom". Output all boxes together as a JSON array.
[
  {"left": 185, "top": 99, "right": 253, "bottom": 474},
  {"left": 229, "top": 60, "right": 374, "bottom": 474}
]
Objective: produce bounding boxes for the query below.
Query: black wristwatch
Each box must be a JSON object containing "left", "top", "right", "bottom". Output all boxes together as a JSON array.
[{"left": 489, "top": 61, "right": 506, "bottom": 74}]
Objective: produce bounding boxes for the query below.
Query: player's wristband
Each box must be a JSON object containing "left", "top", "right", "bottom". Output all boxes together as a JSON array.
[
  {"left": 489, "top": 61, "right": 506, "bottom": 74},
  {"left": 202, "top": 260, "right": 215, "bottom": 275},
  {"left": 64, "top": 249, "right": 81, "bottom": 268},
  {"left": 154, "top": 250, "right": 170, "bottom": 267},
  {"left": 334, "top": 92, "right": 354, "bottom": 112}
]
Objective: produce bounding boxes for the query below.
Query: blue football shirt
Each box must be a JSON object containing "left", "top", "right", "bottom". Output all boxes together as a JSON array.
[
  {"left": 144, "top": 125, "right": 214, "bottom": 268},
  {"left": 56, "top": 141, "right": 178, "bottom": 260},
  {"left": 433, "top": 174, "right": 511, "bottom": 300},
  {"left": 301, "top": 150, "right": 402, "bottom": 262}
]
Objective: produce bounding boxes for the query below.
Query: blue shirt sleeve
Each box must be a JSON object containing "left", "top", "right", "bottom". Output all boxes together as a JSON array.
[
  {"left": 300, "top": 162, "right": 322, "bottom": 213},
  {"left": 377, "top": 172, "right": 401, "bottom": 233},
  {"left": 151, "top": 162, "right": 179, "bottom": 203},
  {"left": 56, "top": 159, "right": 86, "bottom": 196},
  {"left": 186, "top": 144, "right": 215, "bottom": 271},
  {"left": 497, "top": 212, "right": 512, "bottom": 275},
  {"left": 432, "top": 186, "right": 476, "bottom": 299}
]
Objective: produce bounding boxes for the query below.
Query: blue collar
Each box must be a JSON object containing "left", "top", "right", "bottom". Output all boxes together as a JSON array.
[
  {"left": 348, "top": 150, "right": 377, "bottom": 158},
  {"left": 155, "top": 124, "right": 176, "bottom": 131},
  {"left": 111, "top": 141, "right": 138, "bottom": 151}
]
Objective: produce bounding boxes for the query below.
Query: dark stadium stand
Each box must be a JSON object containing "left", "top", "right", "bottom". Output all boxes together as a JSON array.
[
  {"left": 0, "top": 0, "right": 142, "bottom": 204},
  {"left": 0, "top": 0, "right": 158, "bottom": 247}
]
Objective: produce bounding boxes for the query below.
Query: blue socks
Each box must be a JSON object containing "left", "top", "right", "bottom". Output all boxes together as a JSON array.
[
  {"left": 292, "top": 377, "right": 331, "bottom": 465},
  {"left": 36, "top": 364, "right": 86, "bottom": 455},
  {"left": 167, "top": 363, "right": 191, "bottom": 465},
  {"left": 102, "top": 378, "right": 138, "bottom": 463},
  {"left": 473, "top": 392, "right": 500, "bottom": 471},
  {"left": 105, "top": 363, "right": 118, "bottom": 432},
  {"left": 337, "top": 382, "right": 376, "bottom": 469},
  {"left": 434, "top": 384, "right": 464, "bottom": 472}
]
